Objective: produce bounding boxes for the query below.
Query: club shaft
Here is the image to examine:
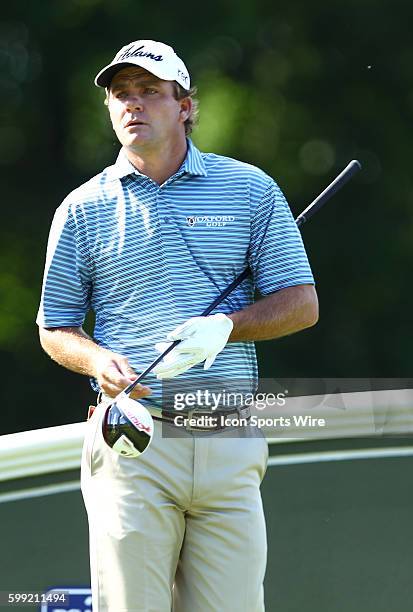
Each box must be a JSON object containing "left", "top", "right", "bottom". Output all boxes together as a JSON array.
[{"left": 124, "top": 159, "right": 361, "bottom": 394}]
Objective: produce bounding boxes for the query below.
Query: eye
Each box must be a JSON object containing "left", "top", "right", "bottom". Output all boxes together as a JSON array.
[
  {"left": 114, "top": 91, "right": 127, "bottom": 100},
  {"left": 144, "top": 87, "right": 158, "bottom": 95}
]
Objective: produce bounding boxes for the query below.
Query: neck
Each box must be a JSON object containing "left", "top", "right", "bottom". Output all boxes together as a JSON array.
[{"left": 124, "top": 135, "right": 188, "bottom": 185}]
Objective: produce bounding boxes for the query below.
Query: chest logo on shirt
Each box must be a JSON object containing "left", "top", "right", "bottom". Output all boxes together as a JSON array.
[{"left": 186, "top": 215, "right": 235, "bottom": 228}]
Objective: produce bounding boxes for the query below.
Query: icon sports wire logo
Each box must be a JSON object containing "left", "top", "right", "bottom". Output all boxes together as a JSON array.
[{"left": 186, "top": 215, "right": 236, "bottom": 228}]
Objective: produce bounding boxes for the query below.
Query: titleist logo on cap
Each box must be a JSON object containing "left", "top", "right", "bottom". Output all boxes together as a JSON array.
[{"left": 117, "top": 44, "right": 163, "bottom": 62}]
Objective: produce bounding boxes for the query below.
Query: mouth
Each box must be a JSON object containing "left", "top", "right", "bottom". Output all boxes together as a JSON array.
[{"left": 125, "top": 120, "right": 147, "bottom": 128}]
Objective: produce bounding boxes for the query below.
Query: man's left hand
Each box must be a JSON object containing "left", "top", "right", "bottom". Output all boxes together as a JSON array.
[{"left": 153, "top": 313, "right": 233, "bottom": 379}]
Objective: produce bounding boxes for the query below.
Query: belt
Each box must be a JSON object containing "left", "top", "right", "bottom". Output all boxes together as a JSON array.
[{"left": 150, "top": 406, "right": 251, "bottom": 432}]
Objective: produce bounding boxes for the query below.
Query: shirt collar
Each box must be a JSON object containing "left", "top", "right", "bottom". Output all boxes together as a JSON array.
[
  {"left": 106, "top": 150, "right": 138, "bottom": 181},
  {"left": 181, "top": 139, "right": 208, "bottom": 177},
  {"left": 106, "top": 138, "right": 207, "bottom": 182}
]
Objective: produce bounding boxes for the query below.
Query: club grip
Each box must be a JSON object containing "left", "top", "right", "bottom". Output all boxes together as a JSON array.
[{"left": 295, "top": 160, "right": 361, "bottom": 227}]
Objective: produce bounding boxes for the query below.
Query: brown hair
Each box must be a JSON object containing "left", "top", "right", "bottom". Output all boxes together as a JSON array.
[{"left": 172, "top": 83, "right": 199, "bottom": 136}]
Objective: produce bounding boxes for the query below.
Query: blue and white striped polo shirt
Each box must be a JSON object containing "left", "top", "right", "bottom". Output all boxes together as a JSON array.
[{"left": 37, "top": 139, "right": 314, "bottom": 406}]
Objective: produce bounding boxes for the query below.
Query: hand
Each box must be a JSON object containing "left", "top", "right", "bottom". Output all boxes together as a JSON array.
[
  {"left": 153, "top": 313, "right": 233, "bottom": 379},
  {"left": 94, "top": 350, "right": 152, "bottom": 399}
]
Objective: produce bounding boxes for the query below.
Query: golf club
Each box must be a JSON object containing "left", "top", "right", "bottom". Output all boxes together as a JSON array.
[{"left": 103, "top": 159, "right": 362, "bottom": 456}]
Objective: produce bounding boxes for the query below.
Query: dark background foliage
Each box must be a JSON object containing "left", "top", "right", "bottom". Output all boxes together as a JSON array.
[{"left": 1, "top": 0, "right": 411, "bottom": 433}]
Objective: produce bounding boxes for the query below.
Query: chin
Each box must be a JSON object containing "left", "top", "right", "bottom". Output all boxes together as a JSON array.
[{"left": 124, "top": 136, "right": 150, "bottom": 148}]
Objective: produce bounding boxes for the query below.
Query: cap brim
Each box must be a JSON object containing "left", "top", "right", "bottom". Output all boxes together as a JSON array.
[{"left": 94, "top": 62, "right": 139, "bottom": 88}]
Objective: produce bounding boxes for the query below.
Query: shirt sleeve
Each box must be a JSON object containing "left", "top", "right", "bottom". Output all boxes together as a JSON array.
[
  {"left": 248, "top": 178, "right": 315, "bottom": 295},
  {"left": 36, "top": 202, "right": 92, "bottom": 327}
]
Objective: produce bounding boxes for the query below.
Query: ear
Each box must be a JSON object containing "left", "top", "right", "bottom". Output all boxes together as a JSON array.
[{"left": 179, "top": 96, "right": 192, "bottom": 123}]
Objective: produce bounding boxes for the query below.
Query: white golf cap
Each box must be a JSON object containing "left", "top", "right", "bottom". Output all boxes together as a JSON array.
[{"left": 94, "top": 39, "right": 190, "bottom": 90}]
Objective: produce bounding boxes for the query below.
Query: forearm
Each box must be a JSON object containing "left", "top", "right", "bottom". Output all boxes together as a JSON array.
[
  {"left": 38, "top": 326, "right": 109, "bottom": 378},
  {"left": 38, "top": 326, "right": 152, "bottom": 399},
  {"left": 227, "top": 284, "right": 319, "bottom": 342}
]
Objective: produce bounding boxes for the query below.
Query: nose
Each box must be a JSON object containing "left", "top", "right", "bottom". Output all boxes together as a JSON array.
[{"left": 124, "top": 94, "right": 143, "bottom": 112}]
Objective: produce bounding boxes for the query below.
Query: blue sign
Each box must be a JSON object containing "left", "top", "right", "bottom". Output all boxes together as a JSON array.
[{"left": 40, "top": 587, "right": 92, "bottom": 612}]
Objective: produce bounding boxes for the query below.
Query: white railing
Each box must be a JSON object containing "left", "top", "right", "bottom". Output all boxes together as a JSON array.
[
  {"left": 1, "top": 389, "right": 413, "bottom": 487},
  {"left": 1, "top": 422, "right": 86, "bottom": 482}
]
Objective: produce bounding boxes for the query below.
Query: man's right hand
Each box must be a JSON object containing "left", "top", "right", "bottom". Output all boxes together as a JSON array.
[
  {"left": 94, "top": 351, "right": 152, "bottom": 400},
  {"left": 38, "top": 326, "right": 152, "bottom": 400}
]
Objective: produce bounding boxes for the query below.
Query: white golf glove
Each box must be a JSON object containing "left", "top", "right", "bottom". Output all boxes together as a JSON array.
[{"left": 153, "top": 313, "right": 234, "bottom": 379}]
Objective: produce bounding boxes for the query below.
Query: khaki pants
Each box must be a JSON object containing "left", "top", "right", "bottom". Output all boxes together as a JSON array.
[{"left": 81, "top": 403, "right": 268, "bottom": 612}]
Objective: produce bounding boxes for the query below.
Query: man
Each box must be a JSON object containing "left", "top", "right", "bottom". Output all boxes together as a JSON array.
[{"left": 37, "top": 40, "right": 318, "bottom": 611}]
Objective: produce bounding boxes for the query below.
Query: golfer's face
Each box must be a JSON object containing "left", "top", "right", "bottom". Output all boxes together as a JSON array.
[{"left": 107, "top": 67, "right": 188, "bottom": 151}]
